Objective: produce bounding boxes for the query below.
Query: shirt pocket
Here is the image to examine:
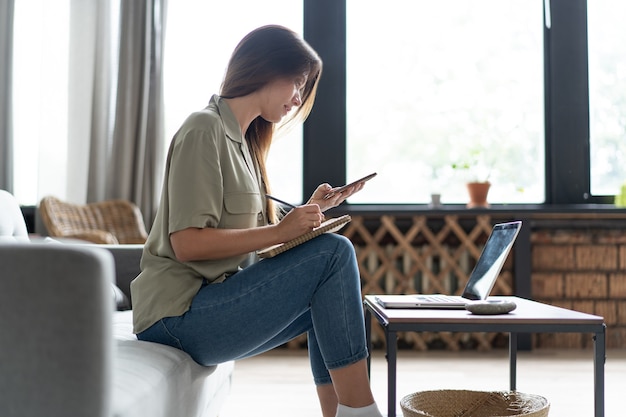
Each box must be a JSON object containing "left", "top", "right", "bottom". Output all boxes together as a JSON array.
[{"left": 222, "top": 192, "right": 263, "bottom": 229}]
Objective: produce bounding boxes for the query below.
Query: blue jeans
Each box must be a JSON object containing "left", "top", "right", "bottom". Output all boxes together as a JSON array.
[{"left": 137, "top": 233, "right": 368, "bottom": 385}]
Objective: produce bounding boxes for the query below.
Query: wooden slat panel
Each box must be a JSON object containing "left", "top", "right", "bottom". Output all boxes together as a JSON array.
[{"left": 346, "top": 215, "right": 513, "bottom": 351}]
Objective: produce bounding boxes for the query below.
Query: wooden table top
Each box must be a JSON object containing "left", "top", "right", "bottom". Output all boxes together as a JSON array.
[{"left": 364, "top": 295, "right": 605, "bottom": 326}]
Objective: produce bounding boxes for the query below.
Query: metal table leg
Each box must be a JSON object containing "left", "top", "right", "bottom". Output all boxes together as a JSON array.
[
  {"left": 365, "top": 307, "right": 372, "bottom": 377},
  {"left": 509, "top": 332, "right": 517, "bottom": 390},
  {"left": 594, "top": 324, "right": 606, "bottom": 417},
  {"left": 386, "top": 330, "right": 397, "bottom": 417}
]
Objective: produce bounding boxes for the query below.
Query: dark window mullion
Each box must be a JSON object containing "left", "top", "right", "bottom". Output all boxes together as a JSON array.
[
  {"left": 545, "top": 0, "right": 590, "bottom": 204},
  {"left": 302, "top": 0, "right": 347, "bottom": 201}
]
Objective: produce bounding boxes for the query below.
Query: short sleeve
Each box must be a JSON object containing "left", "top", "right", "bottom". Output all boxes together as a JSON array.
[{"left": 167, "top": 126, "right": 223, "bottom": 232}]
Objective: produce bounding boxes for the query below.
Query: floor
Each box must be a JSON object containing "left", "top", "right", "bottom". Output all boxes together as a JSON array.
[{"left": 219, "top": 348, "right": 626, "bottom": 417}]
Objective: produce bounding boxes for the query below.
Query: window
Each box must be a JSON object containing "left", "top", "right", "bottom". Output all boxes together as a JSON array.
[
  {"left": 588, "top": 0, "right": 626, "bottom": 196},
  {"left": 12, "top": 0, "right": 70, "bottom": 205},
  {"left": 12, "top": 1, "right": 118, "bottom": 206},
  {"left": 163, "top": 1, "right": 304, "bottom": 203},
  {"left": 9, "top": 1, "right": 616, "bottom": 209},
  {"left": 346, "top": 0, "right": 544, "bottom": 204}
]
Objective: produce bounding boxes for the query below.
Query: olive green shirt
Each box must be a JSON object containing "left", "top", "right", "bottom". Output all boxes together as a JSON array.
[{"left": 131, "top": 95, "right": 268, "bottom": 334}]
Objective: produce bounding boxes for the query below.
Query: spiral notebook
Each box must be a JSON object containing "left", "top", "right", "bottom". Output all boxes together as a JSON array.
[{"left": 257, "top": 214, "right": 351, "bottom": 258}]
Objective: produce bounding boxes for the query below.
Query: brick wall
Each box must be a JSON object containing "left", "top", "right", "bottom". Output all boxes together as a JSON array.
[{"left": 531, "top": 228, "right": 626, "bottom": 349}]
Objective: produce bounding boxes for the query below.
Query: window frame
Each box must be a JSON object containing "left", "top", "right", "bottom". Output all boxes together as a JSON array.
[{"left": 302, "top": 0, "right": 615, "bottom": 206}]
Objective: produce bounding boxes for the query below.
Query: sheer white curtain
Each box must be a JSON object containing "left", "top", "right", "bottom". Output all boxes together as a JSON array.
[
  {"left": 87, "top": 0, "right": 166, "bottom": 227},
  {"left": 69, "top": 0, "right": 104, "bottom": 205},
  {"left": 12, "top": 0, "right": 70, "bottom": 205},
  {"left": 11, "top": 0, "right": 166, "bottom": 228}
]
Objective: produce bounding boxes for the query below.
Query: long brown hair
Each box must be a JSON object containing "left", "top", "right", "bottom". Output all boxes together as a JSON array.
[{"left": 220, "top": 25, "right": 322, "bottom": 223}]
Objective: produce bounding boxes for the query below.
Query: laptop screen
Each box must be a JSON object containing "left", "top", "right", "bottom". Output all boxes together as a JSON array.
[{"left": 461, "top": 221, "right": 522, "bottom": 300}]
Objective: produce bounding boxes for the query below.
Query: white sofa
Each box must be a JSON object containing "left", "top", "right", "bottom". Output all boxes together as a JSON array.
[
  {"left": 112, "top": 310, "right": 234, "bottom": 417},
  {"left": 0, "top": 190, "right": 234, "bottom": 417}
]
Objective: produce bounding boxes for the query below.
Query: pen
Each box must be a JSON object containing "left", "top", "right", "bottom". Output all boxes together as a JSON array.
[{"left": 266, "top": 194, "right": 297, "bottom": 210}]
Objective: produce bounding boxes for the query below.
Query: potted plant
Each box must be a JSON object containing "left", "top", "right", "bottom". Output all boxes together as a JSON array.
[
  {"left": 465, "top": 181, "right": 491, "bottom": 208},
  {"left": 451, "top": 149, "right": 492, "bottom": 208}
]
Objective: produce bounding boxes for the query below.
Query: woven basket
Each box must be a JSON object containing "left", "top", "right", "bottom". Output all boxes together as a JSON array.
[{"left": 400, "top": 390, "right": 549, "bottom": 417}]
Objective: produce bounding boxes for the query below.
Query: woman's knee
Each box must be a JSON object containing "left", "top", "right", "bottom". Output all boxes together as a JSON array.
[
  {"left": 317, "top": 233, "right": 356, "bottom": 259},
  {"left": 318, "top": 234, "right": 360, "bottom": 287}
]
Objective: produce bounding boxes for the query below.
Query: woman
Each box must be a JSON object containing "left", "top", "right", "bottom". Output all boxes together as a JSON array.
[{"left": 130, "top": 25, "right": 381, "bottom": 417}]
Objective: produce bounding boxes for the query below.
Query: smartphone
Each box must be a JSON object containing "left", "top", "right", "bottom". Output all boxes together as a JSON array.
[{"left": 323, "top": 172, "right": 377, "bottom": 199}]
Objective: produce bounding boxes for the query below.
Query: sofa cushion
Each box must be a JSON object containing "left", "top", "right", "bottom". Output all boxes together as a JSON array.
[
  {"left": 112, "top": 311, "right": 234, "bottom": 417},
  {"left": 0, "top": 189, "right": 29, "bottom": 241},
  {"left": 111, "top": 283, "right": 132, "bottom": 311}
]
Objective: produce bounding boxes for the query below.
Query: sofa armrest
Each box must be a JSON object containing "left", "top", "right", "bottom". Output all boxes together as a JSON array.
[
  {"left": 0, "top": 243, "right": 114, "bottom": 417},
  {"left": 30, "top": 238, "right": 143, "bottom": 309}
]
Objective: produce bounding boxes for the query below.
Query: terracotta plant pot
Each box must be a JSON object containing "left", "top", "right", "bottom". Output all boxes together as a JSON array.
[{"left": 466, "top": 182, "right": 491, "bottom": 208}]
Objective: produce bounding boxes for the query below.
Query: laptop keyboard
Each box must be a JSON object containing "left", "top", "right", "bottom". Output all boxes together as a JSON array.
[{"left": 416, "top": 294, "right": 460, "bottom": 302}]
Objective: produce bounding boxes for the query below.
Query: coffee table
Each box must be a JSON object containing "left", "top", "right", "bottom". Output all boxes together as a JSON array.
[{"left": 363, "top": 295, "right": 606, "bottom": 417}]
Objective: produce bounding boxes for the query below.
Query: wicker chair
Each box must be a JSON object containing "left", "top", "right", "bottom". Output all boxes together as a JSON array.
[{"left": 39, "top": 196, "right": 148, "bottom": 244}]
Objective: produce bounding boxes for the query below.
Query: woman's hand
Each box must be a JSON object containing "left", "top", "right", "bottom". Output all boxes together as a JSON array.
[
  {"left": 170, "top": 206, "right": 323, "bottom": 261},
  {"left": 275, "top": 204, "right": 324, "bottom": 242},
  {"left": 307, "top": 182, "right": 365, "bottom": 212}
]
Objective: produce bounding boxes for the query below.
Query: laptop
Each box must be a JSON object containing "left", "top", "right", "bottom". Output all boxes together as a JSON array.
[{"left": 374, "top": 220, "right": 522, "bottom": 309}]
